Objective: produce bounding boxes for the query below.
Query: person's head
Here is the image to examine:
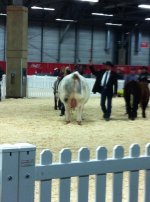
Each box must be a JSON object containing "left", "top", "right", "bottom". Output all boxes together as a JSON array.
[
  {"left": 53, "top": 68, "right": 60, "bottom": 76},
  {"left": 130, "top": 67, "right": 136, "bottom": 75},
  {"left": 64, "top": 66, "right": 71, "bottom": 75},
  {"left": 141, "top": 66, "right": 148, "bottom": 73},
  {"left": 103, "top": 61, "right": 114, "bottom": 71}
]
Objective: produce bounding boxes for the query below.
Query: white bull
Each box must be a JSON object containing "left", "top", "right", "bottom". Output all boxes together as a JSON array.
[{"left": 58, "top": 71, "right": 90, "bottom": 124}]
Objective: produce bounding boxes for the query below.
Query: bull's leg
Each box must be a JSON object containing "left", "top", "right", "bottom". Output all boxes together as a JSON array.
[
  {"left": 142, "top": 109, "right": 146, "bottom": 118},
  {"left": 60, "top": 102, "right": 65, "bottom": 116},
  {"left": 141, "top": 102, "right": 147, "bottom": 118},
  {"left": 132, "top": 96, "right": 139, "bottom": 120},
  {"left": 64, "top": 104, "right": 71, "bottom": 123},
  {"left": 54, "top": 96, "right": 57, "bottom": 110},
  {"left": 124, "top": 96, "right": 131, "bottom": 119},
  {"left": 0, "top": 85, "right": 1, "bottom": 101},
  {"left": 76, "top": 105, "right": 83, "bottom": 125},
  {"left": 141, "top": 95, "right": 149, "bottom": 118},
  {"left": 58, "top": 99, "right": 62, "bottom": 110}
]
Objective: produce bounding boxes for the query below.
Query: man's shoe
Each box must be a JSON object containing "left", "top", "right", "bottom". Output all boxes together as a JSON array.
[
  {"left": 103, "top": 114, "right": 107, "bottom": 119},
  {"left": 105, "top": 117, "right": 110, "bottom": 121}
]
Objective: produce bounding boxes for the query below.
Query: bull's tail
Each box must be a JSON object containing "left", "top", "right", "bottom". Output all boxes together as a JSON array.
[
  {"left": 72, "top": 72, "right": 81, "bottom": 94},
  {"left": 68, "top": 72, "right": 82, "bottom": 109}
]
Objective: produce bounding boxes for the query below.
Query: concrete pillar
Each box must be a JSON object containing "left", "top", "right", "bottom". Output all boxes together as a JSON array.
[{"left": 6, "top": 6, "right": 28, "bottom": 98}]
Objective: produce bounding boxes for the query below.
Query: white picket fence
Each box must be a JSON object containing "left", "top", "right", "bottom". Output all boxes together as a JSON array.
[
  {"left": 26, "top": 75, "right": 125, "bottom": 98},
  {"left": 0, "top": 143, "right": 150, "bottom": 202},
  {"left": 1, "top": 75, "right": 125, "bottom": 98},
  {"left": 26, "top": 75, "right": 99, "bottom": 98}
]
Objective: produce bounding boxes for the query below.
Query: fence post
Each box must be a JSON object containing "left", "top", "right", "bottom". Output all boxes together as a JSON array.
[
  {"left": 17, "top": 143, "right": 36, "bottom": 202},
  {"left": 0, "top": 143, "right": 36, "bottom": 202},
  {"left": 0, "top": 144, "right": 20, "bottom": 202}
]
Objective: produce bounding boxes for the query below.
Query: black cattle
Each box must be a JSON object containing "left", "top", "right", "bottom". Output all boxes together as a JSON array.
[
  {"left": 53, "top": 78, "right": 62, "bottom": 110},
  {"left": 124, "top": 81, "right": 141, "bottom": 120},
  {"left": 124, "top": 80, "right": 149, "bottom": 120},
  {"left": 139, "top": 82, "right": 150, "bottom": 118}
]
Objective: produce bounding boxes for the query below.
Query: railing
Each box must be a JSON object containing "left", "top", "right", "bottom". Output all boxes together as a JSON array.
[
  {"left": 0, "top": 143, "right": 150, "bottom": 202},
  {"left": 1, "top": 75, "right": 125, "bottom": 99},
  {"left": 26, "top": 75, "right": 125, "bottom": 98}
]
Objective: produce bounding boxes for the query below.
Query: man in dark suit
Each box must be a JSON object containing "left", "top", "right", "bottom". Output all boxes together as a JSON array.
[{"left": 89, "top": 61, "right": 118, "bottom": 121}]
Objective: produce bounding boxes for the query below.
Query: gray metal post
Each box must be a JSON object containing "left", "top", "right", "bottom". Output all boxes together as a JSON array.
[
  {"left": 0, "top": 145, "right": 19, "bottom": 202},
  {"left": 0, "top": 143, "right": 36, "bottom": 202}
]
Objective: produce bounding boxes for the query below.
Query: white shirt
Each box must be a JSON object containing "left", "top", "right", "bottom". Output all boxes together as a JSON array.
[{"left": 101, "top": 70, "right": 111, "bottom": 86}]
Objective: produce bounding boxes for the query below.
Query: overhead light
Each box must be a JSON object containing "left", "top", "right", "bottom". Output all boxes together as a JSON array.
[
  {"left": 31, "top": 6, "right": 55, "bottom": 11},
  {"left": 43, "top": 8, "right": 55, "bottom": 11},
  {"left": 56, "top": 18, "right": 77, "bottom": 22},
  {"left": 105, "top": 22, "right": 122, "bottom": 26},
  {"left": 138, "top": 4, "right": 150, "bottom": 9},
  {"left": 31, "top": 6, "right": 43, "bottom": 10},
  {"left": 79, "top": 0, "right": 98, "bottom": 2},
  {"left": 92, "top": 12, "right": 113, "bottom": 17},
  {"left": 145, "top": 18, "right": 150, "bottom": 20},
  {"left": 0, "top": 13, "right": 7, "bottom": 16}
]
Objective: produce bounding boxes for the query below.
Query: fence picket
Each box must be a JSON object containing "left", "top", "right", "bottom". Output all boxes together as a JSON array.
[
  {"left": 78, "top": 148, "right": 90, "bottom": 202},
  {"left": 128, "top": 144, "right": 140, "bottom": 202},
  {"left": 0, "top": 145, "right": 19, "bottom": 202},
  {"left": 17, "top": 144, "right": 36, "bottom": 202},
  {"left": 144, "top": 143, "right": 150, "bottom": 202},
  {"left": 112, "top": 146, "right": 124, "bottom": 202},
  {"left": 39, "top": 150, "right": 52, "bottom": 202},
  {"left": 59, "top": 149, "right": 71, "bottom": 202},
  {"left": 95, "top": 146, "right": 107, "bottom": 202}
]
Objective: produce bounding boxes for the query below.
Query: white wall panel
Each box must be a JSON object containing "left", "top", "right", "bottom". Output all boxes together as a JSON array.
[
  {"left": 28, "top": 22, "right": 41, "bottom": 62},
  {"left": 78, "top": 26, "right": 91, "bottom": 64},
  {"left": 131, "top": 33, "right": 150, "bottom": 66},
  {"left": 4, "top": 20, "right": 150, "bottom": 66},
  {"left": 93, "top": 28, "right": 113, "bottom": 64},
  {"left": 60, "top": 24, "right": 75, "bottom": 63},
  {"left": 43, "top": 24, "right": 58, "bottom": 62}
]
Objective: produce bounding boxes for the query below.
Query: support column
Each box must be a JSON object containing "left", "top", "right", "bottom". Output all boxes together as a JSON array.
[{"left": 6, "top": 6, "right": 28, "bottom": 98}]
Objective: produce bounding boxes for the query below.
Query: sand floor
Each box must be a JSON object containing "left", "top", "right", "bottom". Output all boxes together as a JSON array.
[{"left": 0, "top": 96, "right": 150, "bottom": 201}]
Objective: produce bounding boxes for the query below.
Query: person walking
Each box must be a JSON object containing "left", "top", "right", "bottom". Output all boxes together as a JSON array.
[
  {"left": 138, "top": 66, "right": 150, "bottom": 83},
  {"left": 89, "top": 61, "right": 118, "bottom": 121},
  {"left": 124, "top": 67, "right": 138, "bottom": 86}
]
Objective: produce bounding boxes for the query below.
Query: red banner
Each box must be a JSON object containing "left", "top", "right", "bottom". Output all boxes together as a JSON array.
[
  {"left": 0, "top": 61, "right": 6, "bottom": 72},
  {"left": 1, "top": 61, "right": 150, "bottom": 75}
]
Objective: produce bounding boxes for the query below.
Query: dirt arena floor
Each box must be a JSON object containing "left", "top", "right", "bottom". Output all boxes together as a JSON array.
[{"left": 0, "top": 96, "right": 150, "bottom": 201}]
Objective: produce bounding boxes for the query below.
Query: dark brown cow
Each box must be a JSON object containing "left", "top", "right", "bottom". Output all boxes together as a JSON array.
[
  {"left": 139, "top": 82, "right": 150, "bottom": 118},
  {"left": 124, "top": 80, "right": 149, "bottom": 120},
  {"left": 53, "top": 78, "right": 62, "bottom": 110},
  {"left": 124, "top": 81, "right": 141, "bottom": 120}
]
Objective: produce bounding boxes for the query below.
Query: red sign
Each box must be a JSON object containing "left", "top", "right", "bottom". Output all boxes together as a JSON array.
[{"left": 140, "top": 42, "right": 148, "bottom": 48}]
